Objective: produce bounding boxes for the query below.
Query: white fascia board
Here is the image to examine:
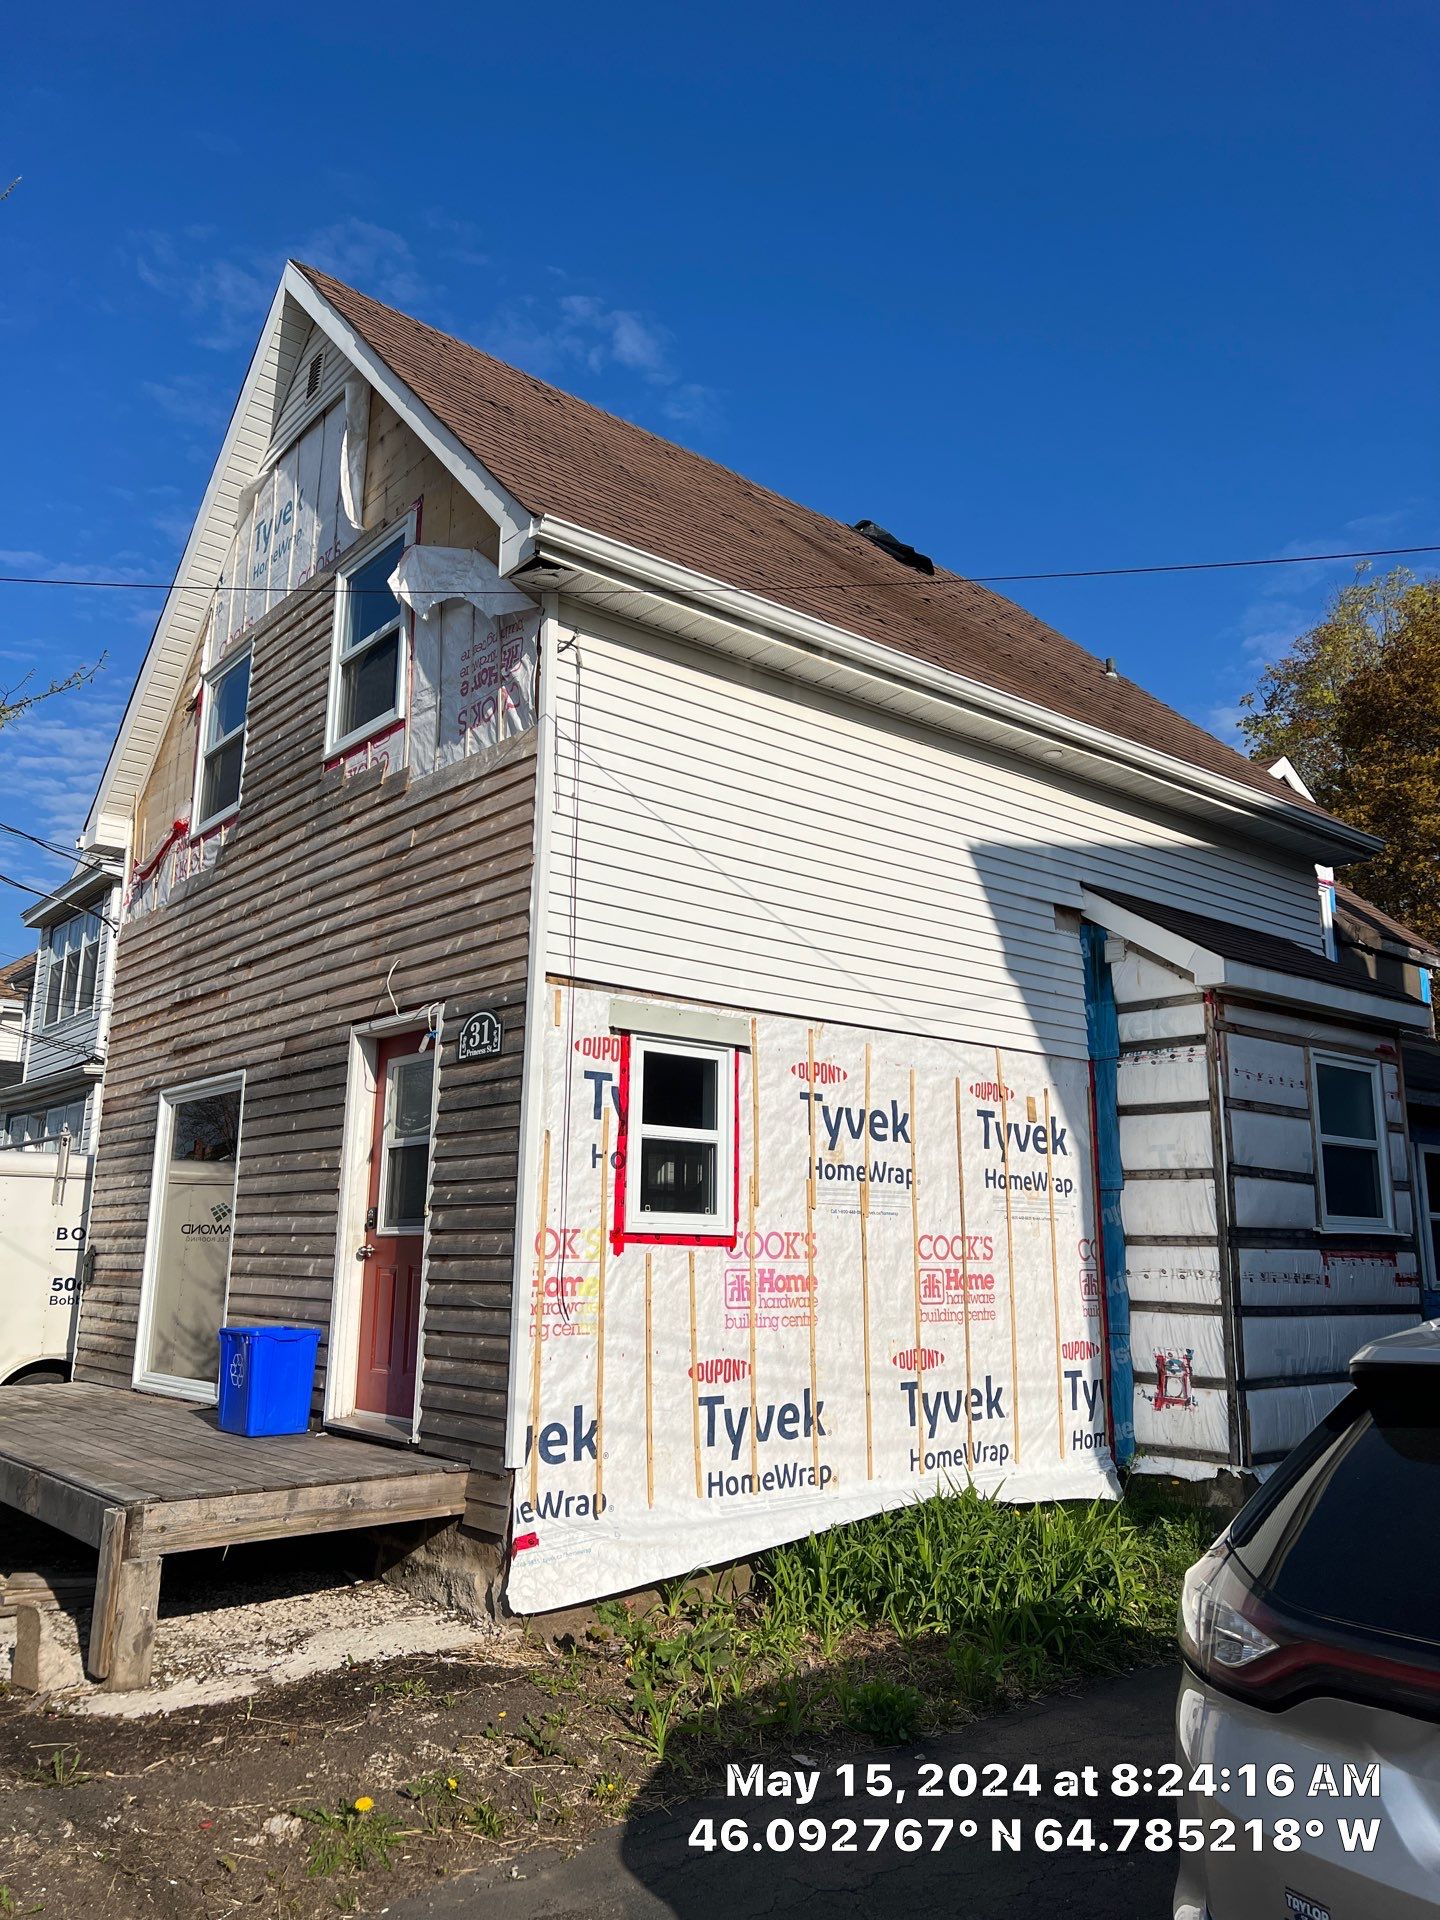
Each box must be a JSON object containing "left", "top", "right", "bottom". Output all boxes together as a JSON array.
[
  {"left": 530, "top": 516, "right": 1383, "bottom": 866},
  {"left": 1078, "top": 887, "right": 1431, "bottom": 1032},
  {"left": 283, "top": 265, "right": 537, "bottom": 572},
  {"left": 80, "top": 279, "right": 293, "bottom": 852}
]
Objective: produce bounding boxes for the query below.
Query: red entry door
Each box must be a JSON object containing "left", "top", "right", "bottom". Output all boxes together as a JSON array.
[{"left": 356, "top": 1034, "right": 434, "bottom": 1419}]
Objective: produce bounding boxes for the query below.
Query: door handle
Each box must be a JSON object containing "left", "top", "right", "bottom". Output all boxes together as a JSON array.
[{"left": 356, "top": 1243, "right": 375, "bottom": 1260}]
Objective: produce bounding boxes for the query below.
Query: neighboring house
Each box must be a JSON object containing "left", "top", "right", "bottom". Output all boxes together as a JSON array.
[
  {"left": 0, "top": 956, "right": 28, "bottom": 1076},
  {"left": 1332, "top": 882, "right": 1440, "bottom": 1305},
  {"left": 0, "top": 857, "right": 124, "bottom": 1153},
  {"left": 0, "top": 859, "right": 122, "bottom": 1383},
  {"left": 66, "top": 263, "right": 1433, "bottom": 1613}
]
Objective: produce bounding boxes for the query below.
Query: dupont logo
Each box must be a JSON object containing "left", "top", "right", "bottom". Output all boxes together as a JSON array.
[
  {"left": 790, "top": 1058, "right": 847, "bottom": 1087},
  {"left": 1061, "top": 1338, "right": 1101, "bottom": 1362},
  {"left": 1285, "top": 1892, "right": 1330, "bottom": 1920},
  {"left": 689, "top": 1357, "right": 750, "bottom": 1386},
  {"left": 891, "top": 1346, "right": 945, "bottom": 1371},
  {"left": 968, "top": 1078, "right": 1015, "bottom": 1103}
]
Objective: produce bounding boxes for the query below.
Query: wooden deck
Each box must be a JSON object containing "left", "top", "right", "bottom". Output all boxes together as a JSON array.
[{"left": 0, "top": 1383, "right": 471, "bottom": 1690}]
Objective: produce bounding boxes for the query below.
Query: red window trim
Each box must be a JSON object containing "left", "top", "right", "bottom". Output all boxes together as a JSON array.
[{"left": 610, "top": 1030, "right": 742, "bottom": 1255}]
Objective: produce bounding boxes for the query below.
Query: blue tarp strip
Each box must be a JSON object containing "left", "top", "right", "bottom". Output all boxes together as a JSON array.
[{"left": 1082, "top": 921, "right": 1134, "bottom": 1464}]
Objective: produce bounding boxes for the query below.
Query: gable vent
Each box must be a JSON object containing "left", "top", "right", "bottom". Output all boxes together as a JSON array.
[{"left": 305, "top": 351, "right": 324, "bottom": 400}]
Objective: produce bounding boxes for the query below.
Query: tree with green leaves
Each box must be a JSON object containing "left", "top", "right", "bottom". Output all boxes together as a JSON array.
[{"left": 1240, "top": 566, "right": 1440, "bottom": 943}]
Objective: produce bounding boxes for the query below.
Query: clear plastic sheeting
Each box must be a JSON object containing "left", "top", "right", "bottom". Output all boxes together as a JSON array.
[
  {"left": 392, "top": 546, "right": 539, "bottom": 776},
  {"left": 1246, "top": 1381, "right": 1351, "bottom": 1457},
  {"left": 507, "top": 989, "right": 1118, "bottom": 1613},
  {"left": 211, "top": 397, "right": 363, "bottom": 658},
  {"left": 1241, "top": 1312, "right": 1412, "bottom": 1380}
]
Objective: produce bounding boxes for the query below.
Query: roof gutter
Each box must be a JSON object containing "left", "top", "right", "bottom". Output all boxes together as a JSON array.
[{"left": 527, "top": 516, "right": 1382, "bottom": 866}]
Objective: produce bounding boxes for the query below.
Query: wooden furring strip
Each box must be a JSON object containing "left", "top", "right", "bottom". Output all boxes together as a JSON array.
[
  {"left": 644, "top": 1251, "right": 655, "bottom": 1507},
  {"left": 908, "top": 1067, "right": 925, "bottom": 1473},
  {"left": 805, "top": 1028, "right": 821, "bottom": 1483},
  {"left": 954, "top": 1077, "right": 975, "bottom": 1471},
  {"left": 860, "top": 1042, "right": 875, "bottom": 1479},
  {"left": 595, "top": 1109, "right": 610, "bottom": 1504},
  {"left": 688, "top": 1251, "right": 702, "bottom": 1498},
  {"left": 995, "top": 1049, "right": 1022, "bottom": 1466},
  {"left": 1044, "top": 1087, "right": 1066, "bottom": 1459},
  {"left": 527, "top": 1129, "right": 552, "bottom": 1508}
]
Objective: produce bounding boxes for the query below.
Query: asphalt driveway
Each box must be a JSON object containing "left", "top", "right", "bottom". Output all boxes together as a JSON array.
[{"left": 392, "top": 1663, "right": 1182, "bottom": 1919}]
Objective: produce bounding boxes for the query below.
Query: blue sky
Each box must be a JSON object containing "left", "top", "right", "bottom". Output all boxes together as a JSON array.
[{"left": 0, "top": 0, "right": 1436, "bottom": 962}]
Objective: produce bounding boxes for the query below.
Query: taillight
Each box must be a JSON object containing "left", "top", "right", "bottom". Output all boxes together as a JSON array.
[{"left": 1179, "top": 1543, "right": 1440, "bottom": 1719}]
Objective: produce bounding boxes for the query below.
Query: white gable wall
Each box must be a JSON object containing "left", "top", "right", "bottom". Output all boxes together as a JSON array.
[{"left": 543, "top": 608, "right": 1325, "bottom": 1062}]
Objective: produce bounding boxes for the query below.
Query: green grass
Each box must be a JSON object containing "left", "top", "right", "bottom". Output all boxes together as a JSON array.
[{"left": 593, "top": 1484, "right": 1212, "bottom": 1765}]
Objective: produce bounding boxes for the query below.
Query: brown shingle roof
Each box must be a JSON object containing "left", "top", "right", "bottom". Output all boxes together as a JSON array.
[
  {"left": 1091, "top": 887, "right": 1420, "bottom": 1004},
  {"left": 300, "top": 263, "right": 1337, "bottom": 818},
  {"left": 1334, "top": 883, "right": 1440, "bottom": 963}
]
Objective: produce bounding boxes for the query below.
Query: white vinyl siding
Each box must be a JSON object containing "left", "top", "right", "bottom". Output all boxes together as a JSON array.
[{"left": 544, "top": 613, "right": 1326, "bottom": 1060}]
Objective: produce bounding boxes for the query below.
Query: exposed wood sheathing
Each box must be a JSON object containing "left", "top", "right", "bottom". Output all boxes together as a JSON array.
[{"left": 76, "top": 418, "right": 535, "bottom": 1536}]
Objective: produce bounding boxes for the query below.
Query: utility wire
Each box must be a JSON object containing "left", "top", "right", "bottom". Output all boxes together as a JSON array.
[
  {"left": 0, "top": 821, "right": 115, "bottom": 877},
  {"left": 0, "top": 542, "right": 1436, "bottom": 595},
  {"left": 0, "top": 870, "right": 119, "bottom": 932}
]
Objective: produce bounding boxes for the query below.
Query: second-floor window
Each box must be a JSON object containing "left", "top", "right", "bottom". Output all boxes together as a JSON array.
[
  {"left": 43, "top": 912, "right": 103, "bottom": 1026},
  {"left": 329, "top": 530, "right": 408, "bottom": 755},
  {"left": 195, "top": 649, "right": 251, "bottom": 832}
]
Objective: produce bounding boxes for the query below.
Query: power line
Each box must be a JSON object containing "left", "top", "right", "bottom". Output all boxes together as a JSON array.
[
  {"left": 0, "top": 821, "right": 115, "bottom": 877},
  {"left": 0, "top": 870, "right": 119, "bottom": 932},
  {"left": 0, "top": 541, "right": 1436, "bottom": 595}
]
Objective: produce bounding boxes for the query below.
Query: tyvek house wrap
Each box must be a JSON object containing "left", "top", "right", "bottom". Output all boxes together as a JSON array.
[
  {"left": 506, "top": 989, "right": 1117, "bottom": 1614},
  {"left": 389, "top": 545, "right": 538, "bottom": 775}
]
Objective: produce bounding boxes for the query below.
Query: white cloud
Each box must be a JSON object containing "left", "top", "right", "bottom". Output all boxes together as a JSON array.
[
  {"left": 485, "top": 291, "right": 720, "bottom": 428},
  {"left": 141, "top": 375, "right": 230, "bottom": 431},
  {"left": 0, "top": 679, "right": 128, "bottom": 866}
]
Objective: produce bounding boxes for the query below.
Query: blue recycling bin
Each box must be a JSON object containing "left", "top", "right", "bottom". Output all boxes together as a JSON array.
[{"left": 217, "top": 1326, "right": 321, "bottom": 1437}]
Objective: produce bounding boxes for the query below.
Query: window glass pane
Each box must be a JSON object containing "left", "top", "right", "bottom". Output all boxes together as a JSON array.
[
  {"left": 345, "top": 540, "right": 404, "bottom": 649},
  {"left": 392, "top": 1057, "right": 434, "bottom": 1137},
  {"left": 339, "top": 630, "right": 401, "bottom": 739},
  {"left": 1317, "top": 1061, "right": 1378, "bottom": 1141},
  {"left": 77, "top": 930, "right": 99, "bottom": 1012},
  {"left": 384, "top": 1140, "right": 429, "bottom": 1228},
  {"left": 1233, "top": 1388, "right": 1440, "bottom": 1656},
  {"left": 172, "top": 1091, "right": 241, "bottom": 1162},
  {"left": 200, "top": 735, "right": 245, "bottom": 822},
  {"left": 1321, "top": 1141, "right": 1383, "bottom": 1220},
  {"left": 642, "top": 1051, "right": 717, "bottom": 1131},
  {"left": 639, "top": 1137, "right": 716, "bottom": 1215},
  {"left": 147, "top": 1087, "right": 242, "bottom": 1384},
  {"left": 208, "top": 654, "right": 251, "bottom": 744},
  {"left": 60, "top": 944, "right": 79, "bottom": 1018},
  {"left": 43, "top": 951, "right": 63, "bottom": 1024}
]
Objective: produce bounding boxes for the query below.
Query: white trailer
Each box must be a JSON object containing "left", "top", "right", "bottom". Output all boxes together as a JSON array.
[{"left": 0, "top": 1147, "right": 90, "bottom": 1384}]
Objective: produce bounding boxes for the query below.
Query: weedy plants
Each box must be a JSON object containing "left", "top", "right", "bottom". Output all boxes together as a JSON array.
[
  {"left": 297, "top": 1800, "right": 403, "bottom": 1878},
  {"left": 838, "top": 1677, "right": 925, "bottom": 1745},
  {"left": 32, "top": 1745, "right": 90, "bottom": 1788}
]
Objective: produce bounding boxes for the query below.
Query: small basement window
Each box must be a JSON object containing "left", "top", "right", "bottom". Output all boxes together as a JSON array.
[
  {"left": 1313, "top": 1053, "right": 1392, "bottom": 1231},
  {"left": 195, "top": 649, "right": 251, "bottom": 832},
  {"left": 624, "top": 1038, "right": 735, "bottom": 1239},
  {"left": 329, "top": 530, "right": 408, "bottom": 754}
]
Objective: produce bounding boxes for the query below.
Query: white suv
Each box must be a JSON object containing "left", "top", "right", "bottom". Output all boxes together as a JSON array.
[{"left": 1174, "top": 1322, "right": 1440, "bottom": 1920}]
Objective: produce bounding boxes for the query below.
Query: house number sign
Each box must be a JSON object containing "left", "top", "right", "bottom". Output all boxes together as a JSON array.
[{"left": 457, "top": 1011, "right": 503, "bottom": 1062}]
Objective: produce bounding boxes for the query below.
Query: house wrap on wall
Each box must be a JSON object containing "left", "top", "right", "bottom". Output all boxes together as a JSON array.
[{"left": 70, "top": 263, "right": 1434, "bottom": 1611}]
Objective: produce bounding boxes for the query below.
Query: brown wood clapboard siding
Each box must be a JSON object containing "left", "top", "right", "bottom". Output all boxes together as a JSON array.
[{"left": 77, "top": 555, "right": 537, "bottom": 1533}]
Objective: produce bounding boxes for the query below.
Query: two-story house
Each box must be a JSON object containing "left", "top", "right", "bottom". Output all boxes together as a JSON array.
[
  {"left": 60, "top": 263, "right": 1432, "bottom": 1615},
  {"left": 0, "top": 853, "right": 123, "bottom": 1383}
]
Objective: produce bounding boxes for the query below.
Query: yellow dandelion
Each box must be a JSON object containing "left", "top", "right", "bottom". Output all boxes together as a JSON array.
[
  {"left": 446, "top": 1777, "right": 459, "bottom": 1791},
  {"left": 497, "top": 1710, "right": 506, "bottom": 1719},
  {"left": 353, "top": 1796, "right": 374, "bottom": 1814}
]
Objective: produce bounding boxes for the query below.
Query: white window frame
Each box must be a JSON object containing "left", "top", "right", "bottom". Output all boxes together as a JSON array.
[
  {"left": 625, "top": 1036, "right": 735, "bottom": 1238},
  {"left": 378, "top": 1048, "right": 435, "bottom": 1235},
  {"left": 192, "top": 644, "right": 252, "bottom": 834},
  {"left": 1310, "top": 1050, "right": 1394, "bottom": 1233},
  {"left": 133, "top": 1069, "right": 246, "bottom": 1402},
  {"left": 325, "top": 514, "right": 415, "bottom": 758},
  {"left": 41, "top": 912, "right": 103, "bottom": 1028}
]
